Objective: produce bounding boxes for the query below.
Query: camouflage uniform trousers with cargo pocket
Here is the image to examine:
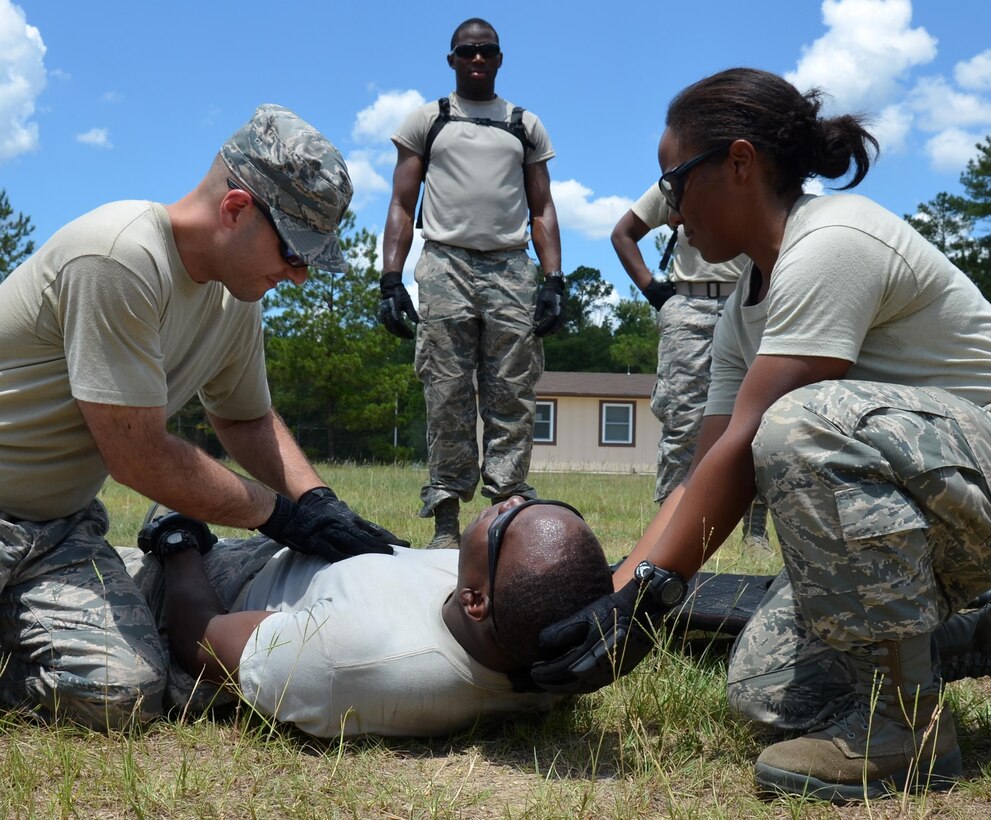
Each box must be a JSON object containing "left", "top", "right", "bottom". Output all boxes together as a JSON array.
[
  {"left": 0, "top": 499, "right": 167, "bottom": 729},
  {"left": 651, "top": 294, "right": 768, "bottom": 532},
  {"left": 726, "top": 380, "right": 991, "bottom": 731},
  {"left": 652, "top": 294, "right": 729, "bottom": 502},
  {"left": 120, "top": 535, "right": 281, "bottom": 713},
  {"left": 414, "top": 241, "right": 543, "bottom": 515}
]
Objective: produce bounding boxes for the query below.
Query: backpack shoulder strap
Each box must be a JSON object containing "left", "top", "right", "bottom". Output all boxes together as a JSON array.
[
  {"left": 415, "top": 98, "right": 451, "bottom": 228},
  {"left": 420, "top": 97, "right": 451, "bottom": 180},
  {"left": 508, "top": 106, "right": 535, "bottom": 155}
]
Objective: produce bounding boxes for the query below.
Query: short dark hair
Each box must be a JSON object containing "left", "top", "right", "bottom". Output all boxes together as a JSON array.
[
  {"left": 492, "top": 522, "right": 612, "bottom": 666},
  {"left": 450, "top": 18, "right": 499, "bottom": 50},
  {"left": 667, "top": 67, "right": 879, "bottom": 195}
]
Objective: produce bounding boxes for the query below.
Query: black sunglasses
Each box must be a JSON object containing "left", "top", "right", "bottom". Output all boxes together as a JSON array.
[
  {"left": 451, "top": 42, "right": 500, "bottom": 60},
  {"left": 227, "top": 178, "right": 308, "bottom": 269},
  {"left": 658, "top": 143, "right": 732, "bottom": 212},
  {"left": 487, "top": 498, "right": 584, "bottom": 627}
]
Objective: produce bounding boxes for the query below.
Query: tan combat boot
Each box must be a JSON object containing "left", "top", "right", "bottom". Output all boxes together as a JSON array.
[
  {"left": 754, "top": 634, "right": 962, "bottom": 802},
  {"left": 425, "top": 498, "right": 460, "bottom": 550}
]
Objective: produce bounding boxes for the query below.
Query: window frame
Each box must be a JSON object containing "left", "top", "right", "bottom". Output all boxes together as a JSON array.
[
  {"left": 599, "top": 400, "right": 635, "bottom": 447},
  {"left": 533, "top": 399, "right": 557, "bottom": 445}
]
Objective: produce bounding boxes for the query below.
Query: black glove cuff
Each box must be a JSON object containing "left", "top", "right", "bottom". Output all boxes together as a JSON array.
[
  {"left": 542, "top": 276, "right": 565, "bottom": 295},
  {"left": 380, "top": 270, "right": 403, "bottom": 295},
  {"left": 299, "top": 486, "right": 338, "bottom": 506},
  {"left": 643, "top": 278, "right": 676, "bottom": 311},
  {"left": 258, "top": 494, "right": 297, "bottom": 539}
]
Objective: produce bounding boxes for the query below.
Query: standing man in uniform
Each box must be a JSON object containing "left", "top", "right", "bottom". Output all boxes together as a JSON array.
[
  {"left": 379, "top": 17, "right": 564, "bottom": 549},
  {"left": 612, "top": 183, "right": 769, "bottom": 549}
]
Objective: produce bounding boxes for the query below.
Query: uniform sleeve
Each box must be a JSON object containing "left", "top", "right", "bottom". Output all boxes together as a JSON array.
[
  {"left": 631, "top": 184, "right": 669, "bottom": 231},
  {"left": 59, "top": 255, "right": 168, "bottom": 406},
  {"left": 391, "top": 102, "right": 439, "bottom": 157},
  {"left": 761, "top": 226, "right": 890, "bottom": 362},
  {"left": 705, "top": 311, "right": 748, "bottom": 416},
  {"left": 197, "top": 302, "right": 271, "bottom": 420},
  {"left": 238, "top": 600, "right": 342, "bottom": 738},
  {"left": 522, "top": 111, "right": 555, "bottom": 165}
]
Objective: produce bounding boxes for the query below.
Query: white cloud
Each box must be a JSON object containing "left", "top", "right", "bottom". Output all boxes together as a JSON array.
[
  {"left": 955, "top": 49, "right": 991, "bottom": 92},
  {"left": 786, "top": 0, "right": 936, "bottom": 112},
  {"left": 550, "top": 179, "right": 633, "bottom": 240},
  {"left": 803, "top": 178, "right": 827, "bottom": 196},
  {"left": 75, "top": 127, "right": 112, "bottom": 149},
  {"left": 908, "top": 76, "right": 991, "bottom": 132},
  {"left": 870, "top": 103, "right": 913, "bottom": 152},
  {"left": 352, "top": 90, "right": 425, "bottom": 144},
  {"left": 0, "top": 0, "right": 47, "bottom": 161},
  {"left": 100, "top": 91, "right": 123, "bottom": 104},
  {"left": 924, "top": 128, "right": 983, "bottom": 173},
  {"left": 345, "top": 149, "right": 391, "bottom": 210}
]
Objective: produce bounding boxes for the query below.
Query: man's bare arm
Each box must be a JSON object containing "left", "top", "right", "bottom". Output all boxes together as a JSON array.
[
  {"left": 611, "top": 209, "right": 654, "bottom": 291},
  {"left": 524, "top": 160, "right": 562, "bottom": 274},
  {"left": 162, "top": 549, "right": 270, "bottom": 685},
  {"left": 208, "top": 409, "right": 323, "bottom": 502},
  {"left": 381, "top": 145, "right": 424, "bottom": 273},
  {"left": 77, "top": 400, "right": 276, "bottom": 527}
]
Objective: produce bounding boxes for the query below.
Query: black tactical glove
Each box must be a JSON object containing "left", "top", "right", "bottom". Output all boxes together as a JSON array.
[
  {"left": 378, "top": 270, "right": 420, "bottom": 339},
  {"left": 533, "top": 275, "right": 566, "bottom": 337},
  {"left": 643, "top": 278, "right": 677, "bottom": 311},
  {"left": 258, "top": 487, "right": 406, "bottom": 563},
  {"left": 528, "top": 562, "right": 686, "bottom": 694},
  {"left": 137, "top": 511, "right": 217, "bottom": 560}
]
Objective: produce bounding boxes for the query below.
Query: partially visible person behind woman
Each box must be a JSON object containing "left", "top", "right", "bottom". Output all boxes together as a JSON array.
[{"left": 535, "top": 67, "right": 991, "bottom": 803}]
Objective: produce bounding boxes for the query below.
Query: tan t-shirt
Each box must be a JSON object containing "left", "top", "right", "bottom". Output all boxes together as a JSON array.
[
  {"left": 706, "top": 193, "right": 991, "bottom": 415},
  {"left": 632, "top": 183, "right": 748, "bottom": 283},
  {"left": 0, "top": 201, "right": 270, "bottom": 520},
  {"left": 393, "top": 93, "right": 555, "bottom": 251}
]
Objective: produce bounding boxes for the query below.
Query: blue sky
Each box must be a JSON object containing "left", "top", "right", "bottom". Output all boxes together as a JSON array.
[{"left": 3, "top": 0, "right": 991, "bottom": 306}]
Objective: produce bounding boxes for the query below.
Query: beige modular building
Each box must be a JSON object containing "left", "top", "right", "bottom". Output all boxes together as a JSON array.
[{"left": 527, "top": 371, "right": 659, "bottom": 474}]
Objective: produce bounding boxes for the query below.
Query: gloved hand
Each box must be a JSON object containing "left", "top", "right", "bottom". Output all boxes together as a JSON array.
[
  {"left": 137, "top": 511, "right": 217, "bottom": 560},
  {"left": 643, "top": 278, "right": 676, "bottom": 311},
  {"left": 528, "top": 576, "right": 669, "bottom": 694},
  {"left": 258, "top": 487, "right": 406, "bottom": 563},
  {"left": 533, "top": 275, "right": 566, "bottom": 337},
  {"left": 378, "top": 270, "right": 420, "bottom": 339}
]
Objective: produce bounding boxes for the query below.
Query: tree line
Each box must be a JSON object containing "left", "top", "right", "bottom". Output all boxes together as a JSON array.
[{"left": 1, "top": 137, "right": 989, "bottom": 463}]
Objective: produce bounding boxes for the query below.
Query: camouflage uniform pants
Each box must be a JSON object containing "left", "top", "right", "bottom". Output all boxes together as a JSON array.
[
  {"left": 727, "top": 380, "right": 991, "bottom": 731},
  {"left": 652, "top": 294, "right": 767, "bottom": 536},
  {"left": 120, "top": 535, "right": 280, "bottom": 712},
  {"left": 0, "top": 500, "right": 167, "bottom": 729},
  {"left": 414, "top": 241, "right": 542, "bottom": 514}
]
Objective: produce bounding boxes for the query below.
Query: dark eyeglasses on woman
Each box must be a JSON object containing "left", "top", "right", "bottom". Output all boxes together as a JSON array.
[{"left": 658, "top": 143, "right": 732, "bottom": 212}]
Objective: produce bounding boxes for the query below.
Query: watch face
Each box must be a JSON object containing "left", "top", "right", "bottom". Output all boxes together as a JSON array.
[{"left": 660, "top": 580, "right": 687, "bottom": 607}]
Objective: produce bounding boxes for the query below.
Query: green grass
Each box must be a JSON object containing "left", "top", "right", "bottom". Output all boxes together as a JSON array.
[{"left": 2, "top": 465, "right": 988, "bottom": 818}]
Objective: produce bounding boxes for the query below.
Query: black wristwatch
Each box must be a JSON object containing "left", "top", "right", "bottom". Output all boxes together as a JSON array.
[{"left": 634, "top": 560, "right": 688, "bottom": 608}]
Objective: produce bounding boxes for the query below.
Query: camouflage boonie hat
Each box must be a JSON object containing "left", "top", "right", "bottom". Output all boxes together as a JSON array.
[{"left": 221, "top": 104, "right": 353, "bottom": 272}]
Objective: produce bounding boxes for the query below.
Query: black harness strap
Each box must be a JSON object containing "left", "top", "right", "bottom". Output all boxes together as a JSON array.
[{"left": 415, "top": 98, "right": 534, "bottom": 229}]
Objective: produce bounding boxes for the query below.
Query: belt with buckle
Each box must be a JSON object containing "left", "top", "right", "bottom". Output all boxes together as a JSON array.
[{"left": 674, "top": 281, "right": 736, "bottom": 298}]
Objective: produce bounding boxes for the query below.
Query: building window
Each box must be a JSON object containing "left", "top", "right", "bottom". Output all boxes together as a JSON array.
[
  {"left": 534, "top": 399, "right": 557, "bottom": 444},
  {"left": 600, "top": 401, "right": 635, "bottom": 446}
]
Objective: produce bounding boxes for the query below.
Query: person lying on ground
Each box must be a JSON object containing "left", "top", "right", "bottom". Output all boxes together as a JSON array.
[{"left": 123, "top": 496, "right": 611, "bottom": 738}]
